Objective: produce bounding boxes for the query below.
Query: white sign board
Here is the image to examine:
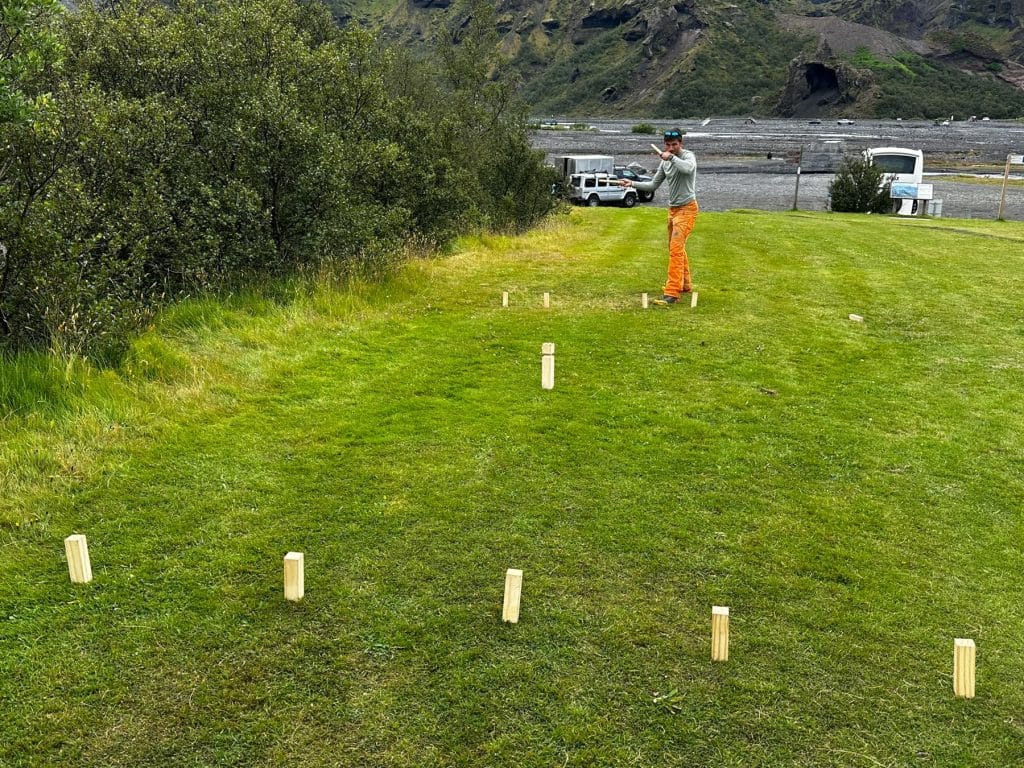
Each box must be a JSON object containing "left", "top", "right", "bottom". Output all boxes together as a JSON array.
[
  {"left": 1010, "top": 154, "right": 1024, "bottom": 165},
  {"left": 891, "top": 183, "right": 933, "bottom": 200}
]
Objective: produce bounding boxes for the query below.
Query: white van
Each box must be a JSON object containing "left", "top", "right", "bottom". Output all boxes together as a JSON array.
[{"left": 865, "top": 147, "right": 924, "bottom": 215}]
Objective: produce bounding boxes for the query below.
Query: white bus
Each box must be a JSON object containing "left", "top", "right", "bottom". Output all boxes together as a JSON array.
[{"left": 865, "top": 147, "right": 924, "bottom": 215}]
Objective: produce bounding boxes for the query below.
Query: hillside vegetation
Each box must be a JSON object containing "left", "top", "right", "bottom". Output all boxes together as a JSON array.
[
  {"left": 336, "top": 0, "right": 1024, "bottom": 117},
  {"left": 3, "top": 209, "right": 1024, "bottom": 766}
]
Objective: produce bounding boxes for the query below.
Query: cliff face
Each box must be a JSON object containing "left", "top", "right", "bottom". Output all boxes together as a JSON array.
[
  {"left": 826, "top": 0, "right": 1024, "bottom": 38},
  {"left": 334, "top": 0, "right": 1024, "bottom": 116}
]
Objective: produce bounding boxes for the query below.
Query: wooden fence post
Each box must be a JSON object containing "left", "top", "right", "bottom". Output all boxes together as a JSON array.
[{"left": 997, "top": 154, "right": 1012, "bottom": 220}]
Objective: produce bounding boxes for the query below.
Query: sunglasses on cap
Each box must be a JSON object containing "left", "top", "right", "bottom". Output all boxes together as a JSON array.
[{"left": 663, "top": 130, "right": 682, "bottom": 140}]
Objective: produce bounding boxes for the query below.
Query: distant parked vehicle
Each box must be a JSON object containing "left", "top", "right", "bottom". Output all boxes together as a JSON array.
[
  {"left": 865, "top": 147, "right": 924, "bottom": 215},
  {"left": 837, "top": 119, "right": 855, "bottom": 126},
  {"left": 568, "top": 173, "right": 637, "bottom": 208},
  {"left": 557, "top": 155, "right": 614, "bottom": 177},
  {"left": 612, "top": 166, "right": 654, "bottom": 202}
]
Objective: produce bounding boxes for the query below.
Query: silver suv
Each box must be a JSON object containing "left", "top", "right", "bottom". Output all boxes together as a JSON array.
[{"left": 568, "top": 173, "right": 637, "bottom": 208}]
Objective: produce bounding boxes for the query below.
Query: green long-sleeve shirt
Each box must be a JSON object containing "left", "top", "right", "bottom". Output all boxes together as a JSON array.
[{"left": 633, "top": 150, "right": 697, "bottom": 207}]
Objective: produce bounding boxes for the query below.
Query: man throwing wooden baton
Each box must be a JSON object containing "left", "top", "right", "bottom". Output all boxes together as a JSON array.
[{"left": 616, "top": 128, "right": 698, "bottom": 304}]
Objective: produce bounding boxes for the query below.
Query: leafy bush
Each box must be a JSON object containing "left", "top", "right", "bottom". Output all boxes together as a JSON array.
[
  {"left": 0, "top": 0, "right": 63, "bottom": 125},
  {"left": 828, "top": 156, "right": 892, "bottom": 214},
  {"left": 0, "top": 0, "right": 558, "bottom": 358},
  {"left": 631, "top": 123, "right": 656, "bottom": 134}
]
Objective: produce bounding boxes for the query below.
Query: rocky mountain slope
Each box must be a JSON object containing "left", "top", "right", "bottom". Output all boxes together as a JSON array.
[{"left": 333, "top": 0, "right": 1024, "bottom": 117}]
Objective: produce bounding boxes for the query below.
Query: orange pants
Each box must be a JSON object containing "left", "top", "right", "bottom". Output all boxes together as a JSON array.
[{"left": 665, "top": 201, "right": 698, "bottom": 297}]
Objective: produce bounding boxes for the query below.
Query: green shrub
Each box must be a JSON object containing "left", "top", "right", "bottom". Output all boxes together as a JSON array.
[
  {"left": 631, "top": 123, "right": 656, "bottom": 134},
  {"left": 0, "top": 0, "right": 63, "bottom": 126},
  {"left": 0, "top": 0, "right": 558, "bottom": 358},
  {"left": 828, "top": 156, "right": 892, "bottom": 214}
]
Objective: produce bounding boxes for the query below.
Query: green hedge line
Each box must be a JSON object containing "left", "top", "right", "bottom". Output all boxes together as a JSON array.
[{"left": 0, "top": 0, "right": 560, "bottom": 360}]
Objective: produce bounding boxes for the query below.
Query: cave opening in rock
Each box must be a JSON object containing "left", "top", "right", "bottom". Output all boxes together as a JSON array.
[{"left": 805, "top": 63, "right": 839, "bottom": 93}]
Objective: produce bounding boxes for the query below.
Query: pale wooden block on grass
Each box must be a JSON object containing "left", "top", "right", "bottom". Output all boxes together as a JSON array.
[
  {"left": 502, "top": 292, "right": 509, "bottom": 308},
  {"left": 543, "top": 292, "right": 550, "bottom": 308},
  {"left": 284, "top": 551, "right": 304, "bottom": 602},
  {"left": 690, "top": 292, "right": 698, "bottom": 308},
  {"left": 503, "top": 568, "right": 523, "bottom": 623},
  {"left": 642, "top": 292, "right": 648, "bottom": 309},
  {"left": 849, "top": 313, "right": 864, "bottom": 322},
  {"left": 64, "top": 534, "right": 92, "bottom": 584},
  {"left": 953, "top": 638, "right": 976, "bottom": 698},
  {"left": 541, "top": 343, "right": 555, "bottom": 390},
  {"left": 711, "top": 606, "right": 729, "bottom": 662}
]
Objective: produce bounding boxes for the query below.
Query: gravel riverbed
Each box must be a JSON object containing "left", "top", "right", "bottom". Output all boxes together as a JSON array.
[{"left": 531, "top": 117, "right": 1024, "bottom": 219}]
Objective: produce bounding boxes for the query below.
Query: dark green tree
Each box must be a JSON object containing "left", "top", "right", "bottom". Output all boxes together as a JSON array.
[{"left": 829, "top": 156, "right": 892, "bottom": 214}]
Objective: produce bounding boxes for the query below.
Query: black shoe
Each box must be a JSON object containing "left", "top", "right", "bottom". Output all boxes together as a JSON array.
[{"left": 652, "top": 294, "right": 678, "bottom": 305}]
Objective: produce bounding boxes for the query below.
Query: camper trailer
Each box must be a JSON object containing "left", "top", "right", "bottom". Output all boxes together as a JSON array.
[
  {"left": 865, "top": 147, "right": 925, "bottom": 215},
  {"left": 557, "top": 155, "right": 615, "bottom": 178}
]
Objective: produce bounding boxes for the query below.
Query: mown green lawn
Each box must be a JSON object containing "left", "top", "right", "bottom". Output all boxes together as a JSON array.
[{"left": 2, "top": 208, "right": 1024, "bottom": 767}]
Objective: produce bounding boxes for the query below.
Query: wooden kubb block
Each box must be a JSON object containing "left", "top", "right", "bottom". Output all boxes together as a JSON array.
[
  {"left": 711, "top": 606, "right": 729, "bottom": 662},
  {"left": 953, "top": 638, "right": 976, "bottom": 698},
  {"left": 541, "top": 343, "right": 555, "bottom": 390},
  {"left": 64, "top": 534, "right": 93, "bottom": 584},
  {"left": 503, "top": 568, "right": 523, "bottom": 624},
  {"left": 284, "top": 552, "right": 304, "bottom": 602}
]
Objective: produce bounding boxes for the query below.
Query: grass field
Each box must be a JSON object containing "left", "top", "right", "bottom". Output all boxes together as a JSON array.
[{"left": 2, "top": 208, "right": 1024, "bottom": 766}]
